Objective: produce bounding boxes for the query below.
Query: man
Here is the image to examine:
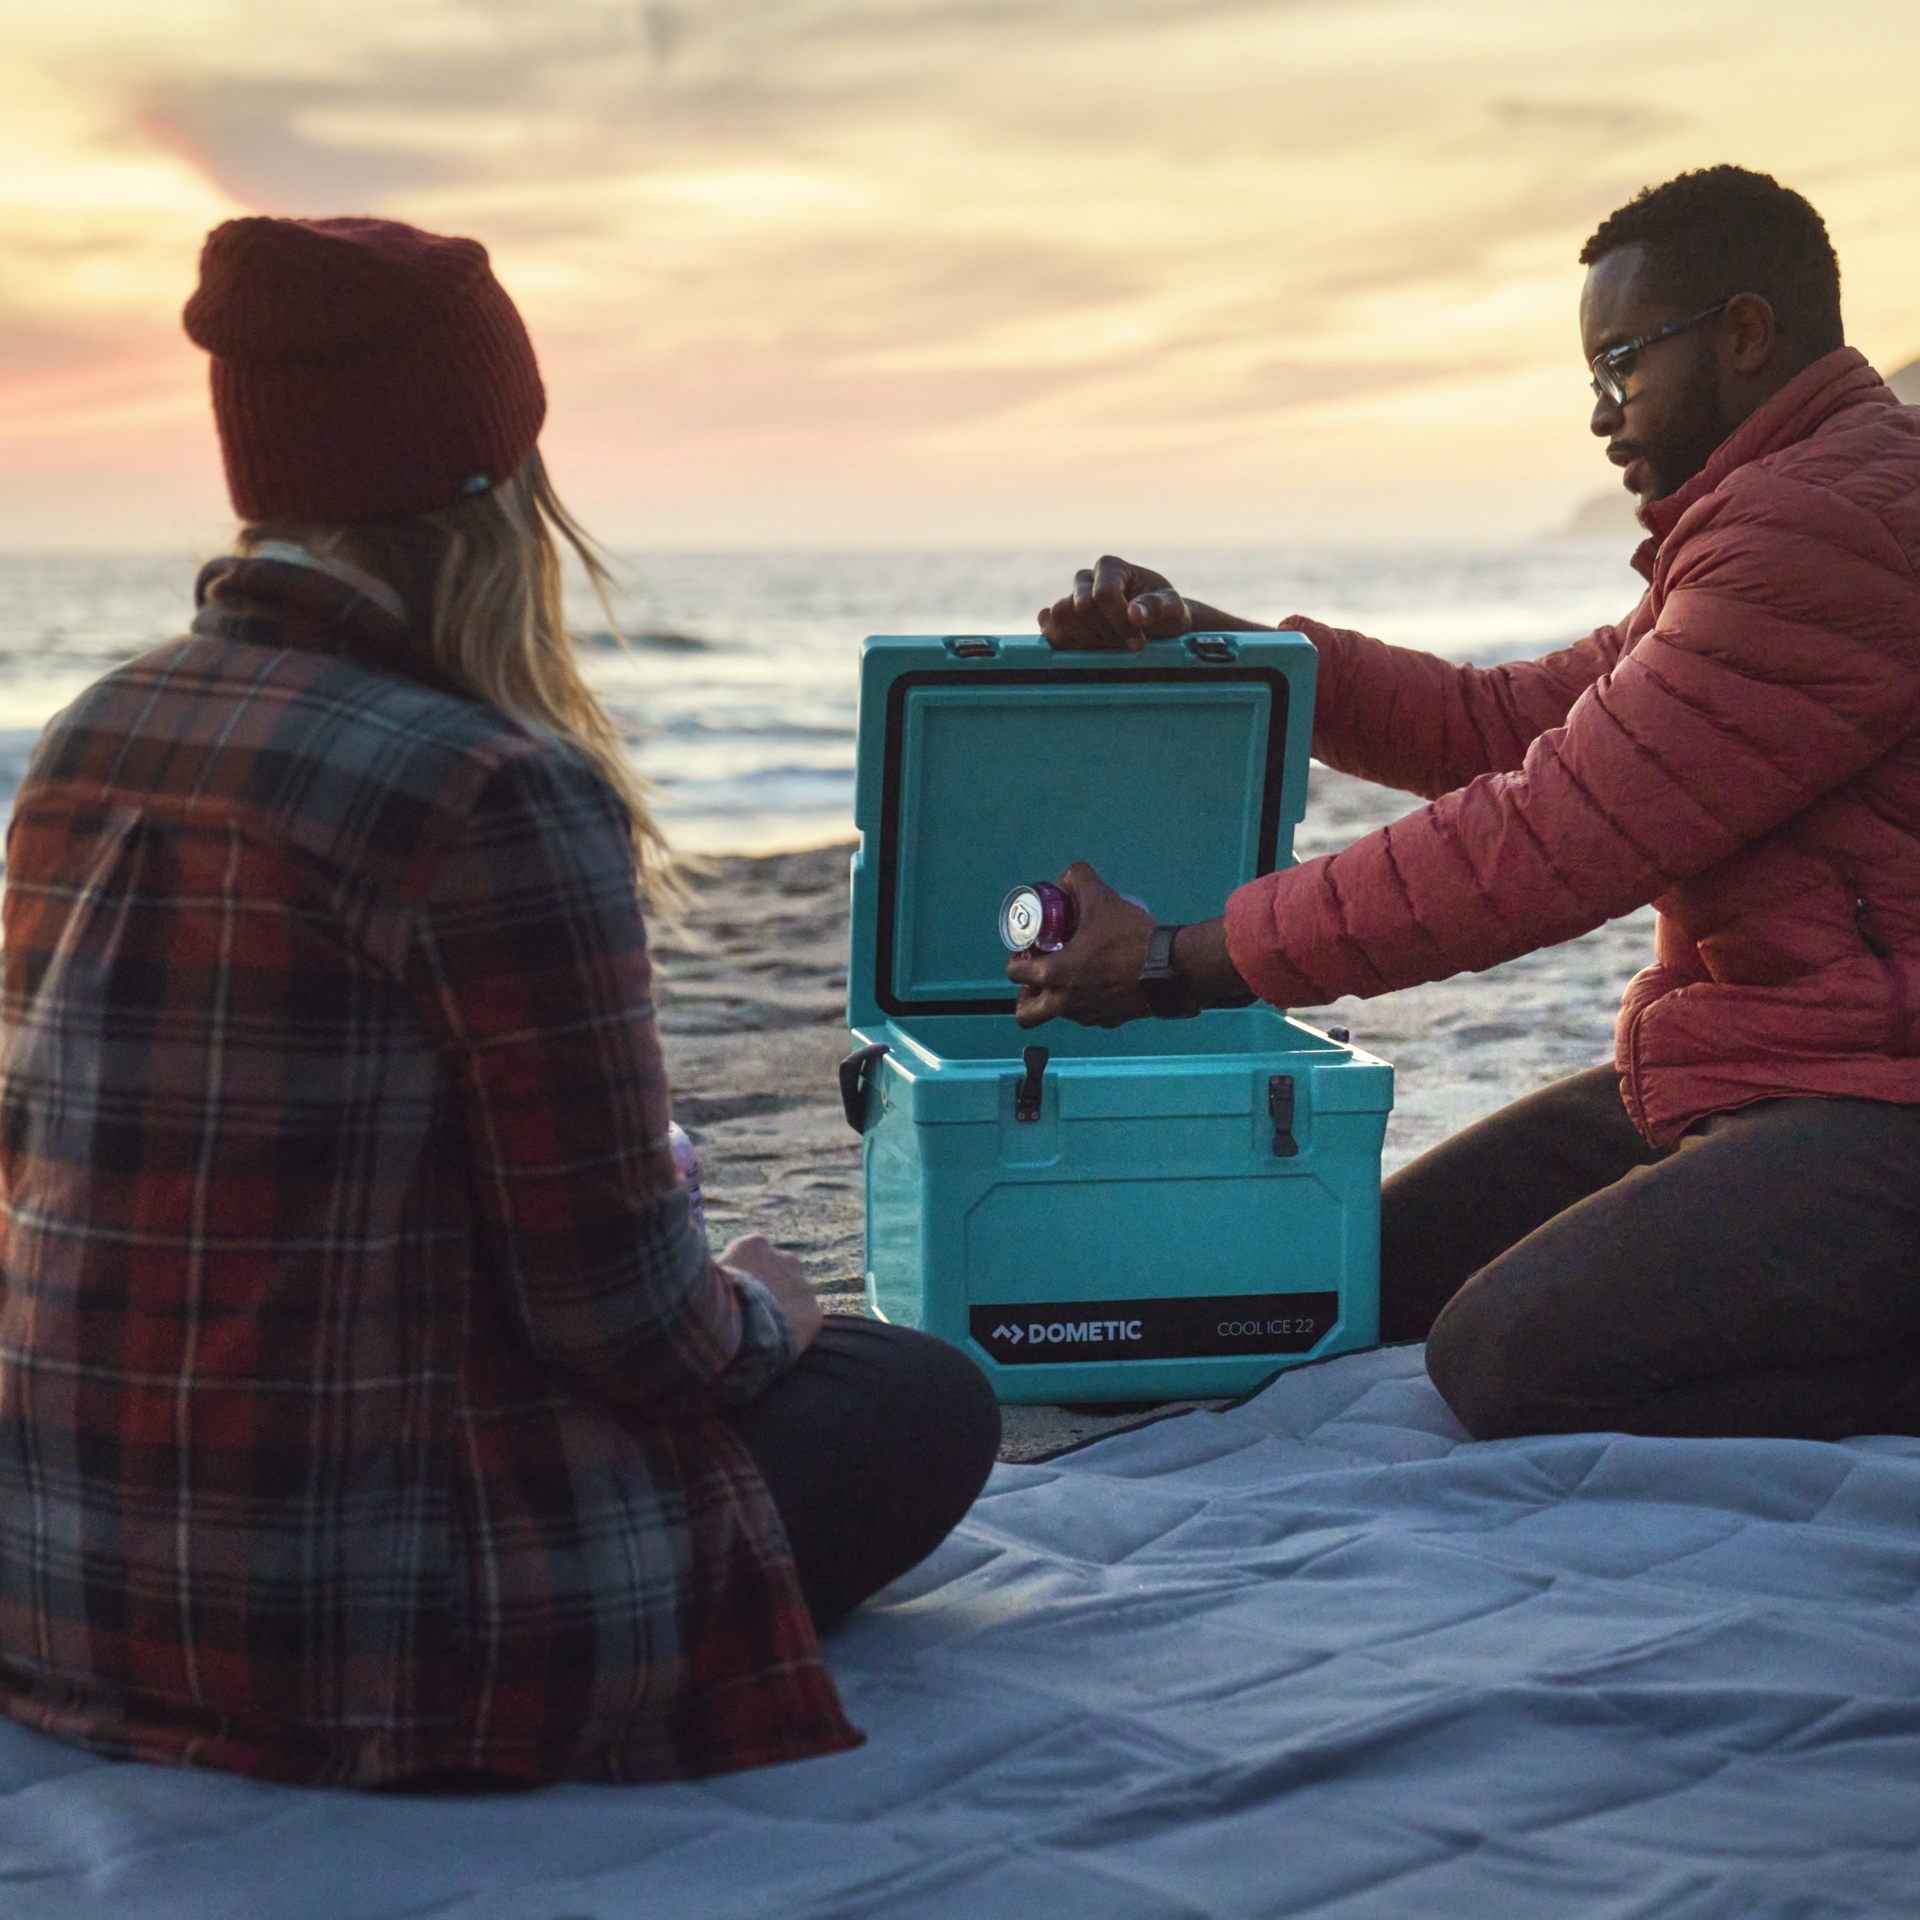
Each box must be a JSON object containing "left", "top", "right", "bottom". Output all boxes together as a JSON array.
[{"left": 1014, "top": 165, "right": 1920, "bottom": 1442}]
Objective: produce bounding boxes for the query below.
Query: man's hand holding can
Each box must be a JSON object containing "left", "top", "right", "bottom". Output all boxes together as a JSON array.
[{"left": 1005, "top": 863, "right": 1155, "bottom": 1029}]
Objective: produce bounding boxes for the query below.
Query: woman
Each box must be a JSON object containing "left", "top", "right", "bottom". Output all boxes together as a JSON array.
[{"left": 0, "top": 215, "right": 998, "bottom": 1788}]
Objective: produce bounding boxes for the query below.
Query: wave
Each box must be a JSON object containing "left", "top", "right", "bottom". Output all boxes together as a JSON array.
[
  {"left": 654, "top": 767, "right": 853, "bottom": 813},
  {"left": 580, "top": 628, "right": 712, "bottom": 653},
  {"left": 621, "top": 715, "right": 854, "bottom": 743}
]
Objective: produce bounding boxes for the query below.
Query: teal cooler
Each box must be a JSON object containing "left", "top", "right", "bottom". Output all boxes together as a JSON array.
[{"left": 842, "top": 632, "right": 1394, "bottom": 1404}]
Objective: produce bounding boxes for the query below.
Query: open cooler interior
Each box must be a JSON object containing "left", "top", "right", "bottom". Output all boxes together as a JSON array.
[{"left": 850, "top": 638, "right": 1313, "bottom": 1026}]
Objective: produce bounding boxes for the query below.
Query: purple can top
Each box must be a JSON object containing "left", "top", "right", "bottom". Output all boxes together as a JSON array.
[
  {"left": 666, "top": 1121, "right": 707, "bottom": 1239},
  {"left": 999, "top": 880, "right": 1078, "bottom": 953}
]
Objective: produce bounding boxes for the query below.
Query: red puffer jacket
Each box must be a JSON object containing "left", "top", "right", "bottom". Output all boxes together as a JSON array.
[{"left": 1224, "top": 348, "right": 1920, "bottom": 1147}]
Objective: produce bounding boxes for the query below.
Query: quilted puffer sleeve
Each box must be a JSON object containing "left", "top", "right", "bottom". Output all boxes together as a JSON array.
[
  {"left": 409, "top": 747, "right": 797, "bottom": 1411},
  {"left": 1286, "top": 612, "right": 1630, "bottom": 798},
  {"left": 1231, "top": 479, "right": 1920, "bottom": 1007}
]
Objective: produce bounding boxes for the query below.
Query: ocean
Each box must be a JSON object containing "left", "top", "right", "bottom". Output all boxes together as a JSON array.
[{"left": 0, "top": 544, "right": 1644, "bottom": 854}]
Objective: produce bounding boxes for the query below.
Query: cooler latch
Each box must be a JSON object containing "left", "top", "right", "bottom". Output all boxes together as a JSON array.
[
  {"left": 1187, "top": 634, "right": 1239, "bottom": 664},
  {"left": 1267, "top": 1074, "right": 1299, "bottom": 1157},
  {"left": 945, "top": 635, "right": 1000, "bottom": 659},
  {"left": 838, "top": 1042, "right": 891, "bottom": 1134},
  {"left": 1016, "top": 1046, "right": 1049, "bottom": 1122}
]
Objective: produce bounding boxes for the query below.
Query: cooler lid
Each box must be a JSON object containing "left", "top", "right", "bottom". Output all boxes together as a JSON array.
[{"left": 848, "top": 632, "right": 1317, "bottom": 1024}]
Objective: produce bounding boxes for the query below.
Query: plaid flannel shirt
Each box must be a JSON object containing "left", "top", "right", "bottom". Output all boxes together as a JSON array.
[{"left": 0, "top": 557, "right": 858, "bottom": 1785}]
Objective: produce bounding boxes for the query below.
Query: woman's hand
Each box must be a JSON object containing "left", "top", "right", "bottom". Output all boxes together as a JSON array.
[
  {"left": 718, "top": 1234, "right": 824, "bottom": 1355},
  {"left": 1005, "top": 863, "right": 1155, "bottom": 1028}
]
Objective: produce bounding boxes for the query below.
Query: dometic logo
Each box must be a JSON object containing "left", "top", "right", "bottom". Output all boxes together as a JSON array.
[
  {"left": 990, "top": 1319, "right": 1145, "bottom": 1348},
  {"left": 970, "top": 1292, "right": 1338, "bottom": 1365}
]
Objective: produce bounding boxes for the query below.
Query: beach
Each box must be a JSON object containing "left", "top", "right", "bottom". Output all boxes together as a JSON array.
[{"left": 655, "top": 762, "right": 1657, "bottom": 1459}]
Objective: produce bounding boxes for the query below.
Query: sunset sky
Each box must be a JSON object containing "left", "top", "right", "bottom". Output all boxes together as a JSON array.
[{"left": 4, "top": 0, "right": 1919, "bottom": 553}]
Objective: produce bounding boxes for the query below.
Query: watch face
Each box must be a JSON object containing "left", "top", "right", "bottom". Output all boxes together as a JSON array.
[
  {"left": 1145, "top": 925, "right": 1175, "bottom": 974},
  {"left": 1141, "top": 926, "right": 1199, "bottom": 1016}
]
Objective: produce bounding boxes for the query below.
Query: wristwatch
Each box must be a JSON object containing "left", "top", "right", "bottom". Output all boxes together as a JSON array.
[{"left": 1140, "top": 924, "right": 1202, "bottom": 1019}]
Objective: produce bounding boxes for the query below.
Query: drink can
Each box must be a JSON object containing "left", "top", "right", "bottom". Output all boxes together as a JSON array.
[
  {"left": 999, "top": 881, "right": 1078, "bottom": 953},
  {"left": 666, "top": 1121, "right": 707, "bottom": 1239}
]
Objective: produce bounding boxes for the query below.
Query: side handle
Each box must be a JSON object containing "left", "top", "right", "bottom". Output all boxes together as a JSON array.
[{"left": 838, "top": 1042, "right": 891, "bottom": 1134}]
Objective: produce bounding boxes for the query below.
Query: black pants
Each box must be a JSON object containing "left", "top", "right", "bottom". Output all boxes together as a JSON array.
[
  {"left": 724, "top": 1317, "right": 1001, "bottom": 1629},
  {"left": 1383, "top": 1066, "right": 1920, "bottom": 1441},
  {"left": 383, "top": 1320, "right": 996, "bottom": 1792}
]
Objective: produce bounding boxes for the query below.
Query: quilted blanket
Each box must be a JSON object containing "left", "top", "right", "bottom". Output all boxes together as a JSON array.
[{"left": 4, "top": 1344, "right": 1918, "bottom": 1919}]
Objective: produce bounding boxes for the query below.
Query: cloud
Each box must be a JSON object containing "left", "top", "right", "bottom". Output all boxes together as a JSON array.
[
  {"left": 104, "top": 0, "right": 1334, "bottom": 211},
  {"left": 0, "top": 315, "right": 202, "bottom": 453},
  {"left": 134, "top": 83, "right": 456, "bottom": 215},
  {"left": 7, "top": 0, "right": 1920, "bottom": 548},
  {"left": 1487, "top": 98, "right": 1681, "bottom": 136}
]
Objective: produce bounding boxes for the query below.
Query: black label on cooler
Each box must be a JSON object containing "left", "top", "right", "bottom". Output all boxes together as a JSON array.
[{"left": 969, "top": 1292, "right": 1339, "bottom": 1364}]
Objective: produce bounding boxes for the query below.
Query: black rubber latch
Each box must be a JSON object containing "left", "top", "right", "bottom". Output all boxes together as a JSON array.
[
  {"left": 1187, "top": 635, "right": 1238, "bottom": 664},
  {"left": 1268, "top": 1073, "right": 1299, "bottom": 1157},
  {"left": 838, "top": 1042, "right": 890, "bottom": 1134},
  {"left": 1016, "top": 1046, "right": 1049, "bottom": 1122},
  {"left": 945, "top": 635, "right": 1000, "bottom": 659}
]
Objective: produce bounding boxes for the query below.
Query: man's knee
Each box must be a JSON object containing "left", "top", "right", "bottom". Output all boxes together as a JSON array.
[{"left": 1424, "top": 1285, "right": 1539, "bottom": 1441}]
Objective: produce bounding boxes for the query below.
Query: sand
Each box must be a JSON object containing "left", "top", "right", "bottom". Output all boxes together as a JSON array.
[{"left": 653, "top": 764, "right": 1655, "bottom": 1459}]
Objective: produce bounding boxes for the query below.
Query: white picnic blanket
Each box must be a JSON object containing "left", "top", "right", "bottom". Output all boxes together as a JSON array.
[{"left": 5, "top": 1344, "right": 1919, "bottom": 1919}]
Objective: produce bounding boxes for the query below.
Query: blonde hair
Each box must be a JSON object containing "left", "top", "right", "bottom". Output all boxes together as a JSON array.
[{"left": 239, "top": 449, "right": 684, "bottom": 920}]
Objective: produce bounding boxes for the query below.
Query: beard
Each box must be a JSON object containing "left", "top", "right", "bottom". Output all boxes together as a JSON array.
[{"left": 1636, "top": 346, "right": 1734, "bottom": 503}]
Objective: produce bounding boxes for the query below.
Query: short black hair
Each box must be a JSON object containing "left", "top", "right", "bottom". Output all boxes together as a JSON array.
[{"left": 1580, "top": 165, "right": 1843, "bottom": 357}]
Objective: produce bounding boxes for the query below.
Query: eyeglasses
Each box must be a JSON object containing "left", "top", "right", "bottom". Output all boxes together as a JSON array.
[{"left": 1589, "top": 300, "right": 1732, "bottom": 405}]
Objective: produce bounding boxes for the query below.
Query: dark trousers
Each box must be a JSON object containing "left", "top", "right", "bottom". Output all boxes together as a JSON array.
[
  {"left": 724, "top": 1317, "right": 1001, "bottom": 1629},
  {"left": 1383, "top": 1066, "right": 1920, "bottom": 1441},
  {"left": 384, "top": 1320, "right": 997, "bottom": 1793}
]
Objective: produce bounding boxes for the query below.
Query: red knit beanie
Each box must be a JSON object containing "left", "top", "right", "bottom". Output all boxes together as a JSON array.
[{"left": 183, "top": 215, "right": 547, "bottom": 523}]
